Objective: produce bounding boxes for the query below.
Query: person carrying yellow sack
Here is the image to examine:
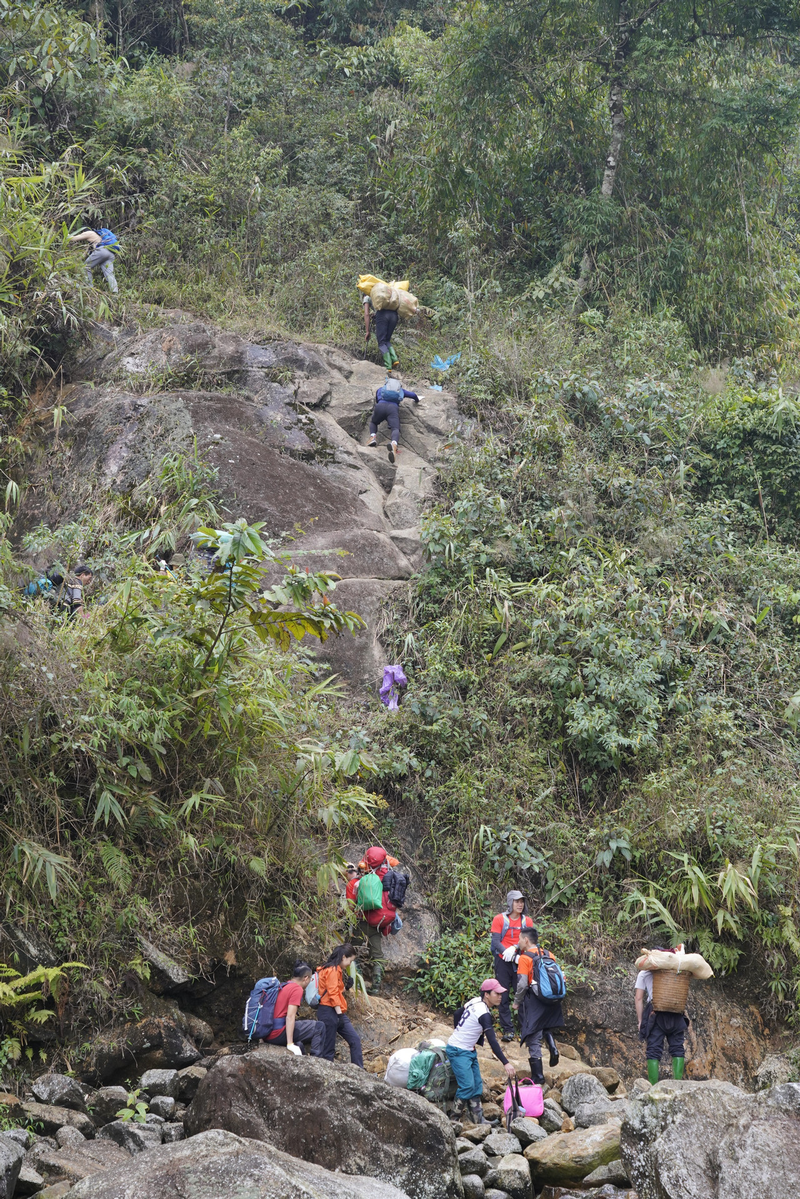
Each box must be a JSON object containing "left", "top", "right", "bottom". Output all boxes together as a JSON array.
[{"left": 359, "top": 275, "right": 418, "bottom": 370}]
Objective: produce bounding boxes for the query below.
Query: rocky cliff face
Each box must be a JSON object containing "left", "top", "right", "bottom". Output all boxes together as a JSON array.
[{"left": 20, "top": 311, "right": 471, "bottom": 689}]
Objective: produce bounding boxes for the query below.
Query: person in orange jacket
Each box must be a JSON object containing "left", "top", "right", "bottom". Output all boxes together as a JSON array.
[
  {"left": 512, "top": 925, "right": 564, "bottom": 1085},
  {"left": 316, "top": 943, "right": 364, "bottom": 1067}
]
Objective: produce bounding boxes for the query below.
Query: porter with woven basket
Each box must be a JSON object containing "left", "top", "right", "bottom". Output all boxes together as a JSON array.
[
  {"left": 651, "top": 970, "right": 691, "bottom": 1014},
  {"left": 634, "top": 944, "right": 713, "bottom": 1085}
]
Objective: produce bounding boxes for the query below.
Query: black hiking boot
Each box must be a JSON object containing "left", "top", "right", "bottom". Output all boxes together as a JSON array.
[
  {"left": 544, "top": 1030, "right": 560, "bottom": 1068},
  {"left": 449, "top": 1097, "right": 467, "bottom": 1124}
]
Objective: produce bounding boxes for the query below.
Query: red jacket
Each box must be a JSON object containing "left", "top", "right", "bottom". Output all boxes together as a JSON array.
[{"left": 360, "top": 846, "right": 397, "bottom": 934}]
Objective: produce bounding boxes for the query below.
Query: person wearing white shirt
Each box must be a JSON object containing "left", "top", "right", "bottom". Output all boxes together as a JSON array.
[{"left": 447, "top": 979, "right": 516, "bottom": 1125}]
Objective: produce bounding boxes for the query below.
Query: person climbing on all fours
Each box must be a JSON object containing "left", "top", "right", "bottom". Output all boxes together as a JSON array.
[
  {"left": 69, "top": 225, "right": 121, "bottom": 293},
  {"left": 366, "top": 376, "right": 420, "bottom": 465},
  {"left": 490, "top": 890, "right": 536, "bottom": 1041},
  {"left": 636, "top": 963, "right": 689, "bottom": 1084},
  {"left": 447, "top": 978, "right": 516, "bottom": 1125}
]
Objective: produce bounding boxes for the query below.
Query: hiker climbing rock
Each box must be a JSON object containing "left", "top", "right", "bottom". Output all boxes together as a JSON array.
[
  {"left": 352, "top": 845, "right": 408, "bottom": 995},
  {"left": 263, "top": 962, "right": 325, "bottom": 1057},
  {"left": 366, "top": 378, "right": 420, "bottom": 464},
  {"left": 363, "top": 288, "right": 400, "bottom": 370},
  {"left": 315, "top": 944, "right": 364, "bottom": 1068},
  {"left": 69, "top": 227, "right": 121, "bottom": 293},
  {"left": 513, "top": 926, "right": 567, "bottom": 1086},
  {"left": 490, "top": 890, "right": 536, "bottom": 1041},
  {"left": 447, "top": 978, "right": 516, "bottom": 1125},
  {"left": 636, "top": 964, "right": 689, "bottom": 1084}
]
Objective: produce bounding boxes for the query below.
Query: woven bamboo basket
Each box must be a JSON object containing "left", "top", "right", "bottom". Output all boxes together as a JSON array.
[{"left": 652, "top": 970, "right": 690, "bottom": 1013}]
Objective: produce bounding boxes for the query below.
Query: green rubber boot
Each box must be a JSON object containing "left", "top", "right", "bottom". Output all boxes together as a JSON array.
[
  {"left": 389, "top": 344, "right": 399, "bottom": 366},
  {"left": 672, "top": 1056, "right": 685, "bottom": 1080},
  {"left": 382, "top": 350, "right": 393, "bottom": 369},
  {"left": 647, "top": 1059, "right": 660, "bottom": 1085}
]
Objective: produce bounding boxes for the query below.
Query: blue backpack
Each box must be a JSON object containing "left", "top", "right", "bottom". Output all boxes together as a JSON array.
[
  {"left": 97, "top": 228, "right": 120, "bottom": 253},
  {"left": 531, "top": 951, "right": 567, "bottom": 1004},
  {"left": 242, "top": 976, "right": 282, "bottom": 1041},
  {"left": 379, "top": 378, "right": 404, "bottom": 403}
]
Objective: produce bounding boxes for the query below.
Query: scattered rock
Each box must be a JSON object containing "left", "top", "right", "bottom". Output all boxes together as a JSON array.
[
  {"left": 630, "top": 1079, "right": 651, "bottom": 1095},
  {"left": 144, "top": 1113, "right": 164, "bottom": 1126},
  {"left": 29, "top": 1137, "right": 131, "bottom": 1185},
  {"left": 88, "top": 1086, "right": 129, "bottom": 1127},
  {"left": 137, "top": 936, "right": 193, "bottom": 994},
  {"left": 148, "top": 1094, "right": 175, "bottom": 1119},
  {"left": 38, "top": 1185, "right": 72, "bottom": 1199},
  {"left": 138, "top": 1068, "right": 179, "bottom": 1098},
  {"left": 493, "top": 1152, "right": 532, "bottom": 1199},
  {"left": 98, "top": 1119, "right": 162, "bottom": 1156},
  {"left": 69, "top": 1127, "right": 412, "bottom": 1198},
  {"left": 462, "top": 1176, "right": 486, "bottom": 1199},
  {"left": 78, "top": 1016, "right": 201, "bottom": 1083},
  {"left": 457, "top": 1139, "right": 474, "bottom": 1154},
  {"left": 755, "top": 1053, "right": 794, "bottom": 1090},
  {"left": 539, "top": 1104, "right": 566, "bottom": 1134},
  {"left": 590, "top": 1067, "right": 623, "bottom": 1094},
  {"left": 55, "top": 1127, "right": 86, "bottom": 1149},
  {"left": 483, "top": 1132, "right": 522, "bottom": 1157},
  {"left": 509, "top": 1117, "right": 547, "bottom": 1148},
  {"left": 573, "top": 1098, "right": 620, "bottom": 1128},
  {"left": 459, "top": 1148, "right": 489, "bottom": 1179},
  {"left": 185, "top": 1051, "right": 462, "bottom": 1199},
  {"left": 560, "top": 1073, "right": 610, "bottom": 1115},
  {"left": 161, "top": 1123, "right": 185, "bottom": 1143},
  {"left": 483, "top": 1103, "right": 502, "bottom": 1122},
  {"left": 32, "top": 1075, "right": 88, "bottom": 1113},
  {"left": 0, "top": 1129, "right": 28, "bottom": 1150},
  {"left": 582, "top": 1158, "right": 630, "bottom": 1186},
  {"left": 0, "top": 1134, "right": 24, "bottom": 1199},
  {"left": 524, "top": 1121, "right": 622, "bottom": 1187},
  {"left": 175, "top": 1064, "right": 207, "bottom": 1103},
  {"left": 621, "top": 1078, "right": 800, "bottom": 1198},
  {"left": 21, "top": 1104, "right": 95, "bottom": 1139},
  {"left": 460, "top": 1124, "right": 493, "bottom": 1144},
  {"left": 14, "top": 1163, "right": 44, "bottom": 1196},
  {"left": 485, "top": 1191, "right": 512, "bottom": 1199}
]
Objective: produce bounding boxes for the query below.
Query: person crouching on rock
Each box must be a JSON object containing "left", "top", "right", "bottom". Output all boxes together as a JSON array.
[
  {"left": 490, "top": 889, "right": 536, "bottom": 1042},
  {"left": 447, "top": 979, "right": 516, "bottom": 1125},
  {"left": 316, "top": 944, "right": 364, "bottom": 1068},
  {"left": 264, "top": 961, "right": 325, "bottom": 1058},
  {"left": 513, "top": 926, "right": 564, "bottom": 1086},
  {"left": 366, "top": 377, "right": 420, "bottom": 464},
  {"left": 635, "top": 966, "right": 688, "bottom": 1084}
]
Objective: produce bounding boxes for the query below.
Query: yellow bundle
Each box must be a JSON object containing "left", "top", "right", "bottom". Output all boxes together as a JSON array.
[
  {"left": 358, "top": 274, "right": 410, "bottom": 296},
  {"left": 396, "top": 288, "right": 419, "bottom": 318},
  {"left": 635, "top": 945, "right": 713, "bottom": 980},
  {"left": 370, "top": 282, "right": 400, "bottom": 311}
]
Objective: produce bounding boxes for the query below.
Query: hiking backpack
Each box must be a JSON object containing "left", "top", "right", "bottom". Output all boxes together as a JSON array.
[
  {"left": 379, "top": 378, "right": 404, "bottom": 403},
  {"left": 407, "top": 1046, "right": 454, "bottom": 1107},
  {"left": 498, "top": 913, "right": 535, "bottom": 942},
  {"left": 382, "top": 868, "right": 410, "bottom": 909},
  {"left": 97, "top": 228, "right": 121, "bottom": 252},
  {"left": 530, "top": 951, "right": 567, "bottom": 1004},
  {"left": 305, "top": 970, "right": 322, "bottom": 1007},
  {"left": 356, "top": 870, "right": 384, "bottom": 912},
  {"left": 242, "top": 976, "right": 282, "bottom": 1041}
]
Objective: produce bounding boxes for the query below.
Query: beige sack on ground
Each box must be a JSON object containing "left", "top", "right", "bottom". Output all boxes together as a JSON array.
[
  {"left": 371, "top": 281, "right": 400, "bottom": 311},
  {"left": 636, "top": 946, "right": 713, "bottom": 979},
  {"left": 396, "top": 288, "right": 419, "bottom": 318}
]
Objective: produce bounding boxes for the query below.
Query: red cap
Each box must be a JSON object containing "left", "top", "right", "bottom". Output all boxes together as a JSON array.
[{"left": 480, "top": 978, "right": 507, "bottom": 994}]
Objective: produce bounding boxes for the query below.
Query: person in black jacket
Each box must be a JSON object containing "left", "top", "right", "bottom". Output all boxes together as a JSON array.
[{"left": 512, "top": 926, "right": 564, "bottom": 1086}]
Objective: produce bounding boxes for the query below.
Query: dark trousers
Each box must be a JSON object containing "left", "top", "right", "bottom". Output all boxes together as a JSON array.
[
  {"left": 493, "top": 955, "right": 517, "bottom": 1034},
  {"left": 645, "top": 1009, "right": 687, "bottom": 1061},
  {"left": 268, "top": 1019, "right": 325, "bottom": 1057},
  {"left": 369, "top": 400, "right": 401, "bottom": 443},
  {"left": 373, "top": 308, "right": 398, "bottom": 355},
  {"left": 317, "top": 1004, "right": 364, "bottom": 1067}
]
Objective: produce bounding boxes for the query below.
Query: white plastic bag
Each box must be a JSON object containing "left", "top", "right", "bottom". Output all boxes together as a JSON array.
[{"left": 385, "top": 1046, "right": 418, "bottom": 1088}]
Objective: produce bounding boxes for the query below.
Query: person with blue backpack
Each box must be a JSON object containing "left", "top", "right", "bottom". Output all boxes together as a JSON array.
[
  {"left": 366, "top": 377, "right": 420, "bottom": 464},
  {"left": 69, "top": 226, "right": 121, "bottom": 293},
  {"left": 513, "top": 925, "right": 567, "bottom": 1086}
]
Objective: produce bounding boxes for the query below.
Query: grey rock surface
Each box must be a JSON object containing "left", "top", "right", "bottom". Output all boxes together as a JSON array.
[
  {"left": 0, "top": 1129, "right": 28, "bottom": 1150},
  {"left": 508, "top": 1117, "right": 547, "bottom": 1148},
  {"left": 560, "top": 1073, "right": 609, "bottom": 1115},
  {"left": 161, "top": 1123, "right": 185, "bottom": 1143},
  {"left": 55, "top": 1126, "right": 86, "bottom": 1149},
  {"left": 458, "top": 1124, "right": 492, "bottom": 1144},
  {"left": 148, "top": 1094, "right": 176, "bottom": 1119},
  {"left": 621, "top": 1079, "right": 800, "bottom": 1199},
  {"left": 69, "top": 1127, "right": 413, "bottom": 1199},
  {"left": 462, "top": 1176, "right": 485, "bottom": 1199},
  {"left": 24, "top": 1136, "right": 129, "bottom": 1186},
  {"left": 21, "top": 1103, "right": 95, "bottom": 1138},
  {"left": 89, "top": 1086, "right": 129, "bottom": 1127},
  {"left": 0, "top": 1134, "right": 24, "bottom": 1199},
  {"left": 98, "top": 1119, "right": 162, "bottom": 1155},
  {"left": 458, "top": 1148, "right": 489, "bottom": 1179},
  {"left": 573, "top": 1098, "right": 621, "bottom": 1128},
  {"left": 492, "top": 1152, "right": 532, "bottom": 1199},
  {"left": 137, "top": 937, "right": 193, "bottom": 994},
  {"left": 175, "top": 1064, "right": 207, "bottom": 1102},
  {"left": 582, "top": 1158, "right": 630, "bottom": 1185},
  {"left": 32, "top": 1074, "right": 88, "bottom": 1112},
  {"left": 483, "top": 1132, "right": 522, "bottom": 1157},
  {"left": 138, "top": 1068, "right": 179, "bottom": 1097},
  {"left": 185, "top": 1050, "right": 462, "bottom": 1199}
]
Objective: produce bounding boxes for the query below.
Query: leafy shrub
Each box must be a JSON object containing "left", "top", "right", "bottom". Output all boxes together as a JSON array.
[{"left": 414, "top": 927, "right": 493, "bottom": 1013}]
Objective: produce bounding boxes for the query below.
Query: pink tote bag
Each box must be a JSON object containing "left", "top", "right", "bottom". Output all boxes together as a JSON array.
[{"left": 503, "top": 1076, "right": 544, "bottom": 1120}]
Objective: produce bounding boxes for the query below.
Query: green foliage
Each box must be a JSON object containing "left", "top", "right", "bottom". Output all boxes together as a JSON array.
[
  {"left": 414, "top": 927, "right": 493, "bottom": 1013},
  {"left": 0, "top": 962, "right": 86, "bottom": 1069},
  {"left": 116, "top": 1089, "right": 148, "bottom": 1123}
]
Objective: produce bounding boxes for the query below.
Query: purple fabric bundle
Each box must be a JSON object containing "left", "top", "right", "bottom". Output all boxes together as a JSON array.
[{"left": 380, "top": 664, "right": 407, "bottom": 710}]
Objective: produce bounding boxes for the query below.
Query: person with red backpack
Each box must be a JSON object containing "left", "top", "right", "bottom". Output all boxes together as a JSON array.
[
  {"left": 512, "top": 925, "right": 566, "bottom": 1086},
  {"left": 490, "top": 891, "right": 536, "bottom": 1041},
  {"left": 353, "top": 845, "right": 407, "bottom": 996}
]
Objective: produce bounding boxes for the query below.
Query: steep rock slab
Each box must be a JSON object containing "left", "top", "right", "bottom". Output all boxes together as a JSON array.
[
  {"left": 621, "top": 1079, "right": 800, "bottom": 1199},
  {"left": 184, "top": 1050, "right": 463, "bottom": 1199},
  {"left": 69, "top": 1128, "right": 412, "bottom": 1199},
  {"left": 523, "top": 1122, "right": 622, "bottom": 1187},
  {"left": 312, "top": 578, "right": 406, "bottom": 689}
]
